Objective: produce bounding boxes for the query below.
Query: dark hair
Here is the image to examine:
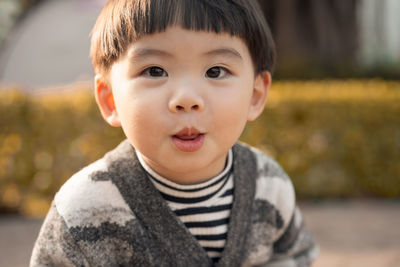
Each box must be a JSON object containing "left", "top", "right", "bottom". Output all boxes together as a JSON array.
[{"left": 90, "top": 0, "right": 276, "bottom": 75}]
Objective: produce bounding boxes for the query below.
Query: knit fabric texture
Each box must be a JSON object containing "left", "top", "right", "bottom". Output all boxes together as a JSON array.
[
  {"left": 138, "top": 149, "right": 234, "bottom": 263},
  {"left": 30, "top": 140, "right": 318, "bottom": 266}
]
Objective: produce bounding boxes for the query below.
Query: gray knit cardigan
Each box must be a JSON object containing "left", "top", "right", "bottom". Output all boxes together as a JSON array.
[{"left": 30, "top": 140, "right": 317, "bottom": 266}]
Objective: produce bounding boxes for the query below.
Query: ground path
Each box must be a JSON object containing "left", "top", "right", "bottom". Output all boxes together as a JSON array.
[
  {"left": 0, "top": 0, "right": 104, "bottom": 89},
  {"left": 1, "top": 200, "right": 399, "bottom": 266}
]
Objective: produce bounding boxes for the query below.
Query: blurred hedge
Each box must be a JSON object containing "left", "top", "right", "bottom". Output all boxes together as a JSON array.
[
  {"left": 0, "top": 87, "right": 125, "bottom": 217},
  {"left": 242, "top": 80, "right": 400, "bottom": 199},
  {"left": 1, "top": 80, "right": 399, "bottom": 217}
]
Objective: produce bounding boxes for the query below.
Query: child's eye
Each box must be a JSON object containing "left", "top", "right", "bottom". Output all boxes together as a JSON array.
[
  {"left": 205, "top": 66, "right": 230, "bottom": 79},
  {"left": 142, "top": 66, "right": 168, "bottom": 78}
]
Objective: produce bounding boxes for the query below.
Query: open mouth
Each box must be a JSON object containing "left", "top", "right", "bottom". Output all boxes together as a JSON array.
[
  {"left": 174, "top": 133, "right": 203, "bottom": 141},
  {"left": 172, "top": 128, "right": 205, "bottom": 152}
]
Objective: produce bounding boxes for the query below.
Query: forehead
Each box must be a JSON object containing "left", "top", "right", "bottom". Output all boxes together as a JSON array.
[{"left": 124, "top": 26, "right": 252, "bottom": 62}]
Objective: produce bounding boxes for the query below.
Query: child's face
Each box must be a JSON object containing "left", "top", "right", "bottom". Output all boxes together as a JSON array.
[{"left": 95, "top": 26, "right": 270, "bottom": 184}]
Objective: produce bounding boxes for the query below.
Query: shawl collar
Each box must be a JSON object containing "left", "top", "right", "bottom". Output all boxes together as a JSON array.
[
  {"left": 217, "top": 143, "right": 257, "bottom": 266},
  {"left": 105, "top": 140, "right": 257, "bottom": 266}
]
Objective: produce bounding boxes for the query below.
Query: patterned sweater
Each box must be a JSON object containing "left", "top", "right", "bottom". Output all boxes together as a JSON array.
[{"left": 30, "top": 140, "right": 317, "bottom": 266}]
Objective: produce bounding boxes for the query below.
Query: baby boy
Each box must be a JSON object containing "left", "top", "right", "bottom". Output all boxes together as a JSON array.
[{"left": 31, "top": 0, "right": 317, "bottom": 266}]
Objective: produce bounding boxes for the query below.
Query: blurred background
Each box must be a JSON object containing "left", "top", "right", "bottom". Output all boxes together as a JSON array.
[{"left": 0, "top": 0, "right": 399, "bottom": 266}]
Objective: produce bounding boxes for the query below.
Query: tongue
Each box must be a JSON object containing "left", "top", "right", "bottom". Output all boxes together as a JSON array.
[{"left": 177, "top": 134, "right": 198, "bottom": 140}]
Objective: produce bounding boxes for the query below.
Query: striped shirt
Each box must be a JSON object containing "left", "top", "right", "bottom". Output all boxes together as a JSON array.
[{"left": 137, "top": 150, "right": 234, "bottom": 263}]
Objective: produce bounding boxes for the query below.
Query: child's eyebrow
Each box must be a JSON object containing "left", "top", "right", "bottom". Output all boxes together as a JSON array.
[
  {"left": 203, "top": 48, "right": 243, "bottom": 61},
  {"left": 128, "top": 48, "right": 173, "bottom": 62},
  {"left": 127, "top": 47, "right": 243, "bottom": 62}
]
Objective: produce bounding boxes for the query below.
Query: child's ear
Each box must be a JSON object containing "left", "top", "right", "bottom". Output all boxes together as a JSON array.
[
  {"left": 94, "top": 74, "right": 121, "bottom": 127},
  {"left": 247, "top": 71, "right": 271, "bottom": 121}
]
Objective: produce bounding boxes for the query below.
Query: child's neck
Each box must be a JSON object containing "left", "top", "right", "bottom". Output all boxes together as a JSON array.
[{"left": 137, "top": 150, "right": 231, "bottom": 185}]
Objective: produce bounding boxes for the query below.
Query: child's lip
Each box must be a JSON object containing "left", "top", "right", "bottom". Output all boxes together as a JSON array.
[
  {"left": 173, "top": 127, "right": 203, "bottom": 139},
  {"left": 172, "top": 127, "right": 205, "bottom": 152}
]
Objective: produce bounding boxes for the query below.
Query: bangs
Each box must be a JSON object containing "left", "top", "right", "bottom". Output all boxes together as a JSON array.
[
  {"left": 91, "top": 0, "right": 275, "bottom": 74},
  {"left": 141, "top": 0, "right": 248, "bottom": 37}
]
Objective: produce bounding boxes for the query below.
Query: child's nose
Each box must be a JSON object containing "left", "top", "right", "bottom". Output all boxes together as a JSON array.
[{"left": 168, "top": 90, "right": 204, "bottom": 113}]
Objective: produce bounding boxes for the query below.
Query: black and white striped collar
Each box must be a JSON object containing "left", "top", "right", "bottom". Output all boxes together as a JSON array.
[{"left": 136, "top": 149, "right": 233, "bottom": 194}]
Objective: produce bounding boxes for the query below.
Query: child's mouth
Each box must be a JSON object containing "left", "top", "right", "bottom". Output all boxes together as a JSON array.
[{"left": 172, "top": 128, "right": 205, "bottom": 152}]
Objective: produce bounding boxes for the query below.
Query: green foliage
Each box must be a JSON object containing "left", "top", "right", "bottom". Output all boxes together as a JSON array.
[
  {"left": 242, "top": 80, "right": 400, "bottom": 199},
  {"left": 0, "top": 88, "right": 125, "bottom": 216},
  {"left": 0, "top": 80, "right": 399, "bottom": 216}
]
